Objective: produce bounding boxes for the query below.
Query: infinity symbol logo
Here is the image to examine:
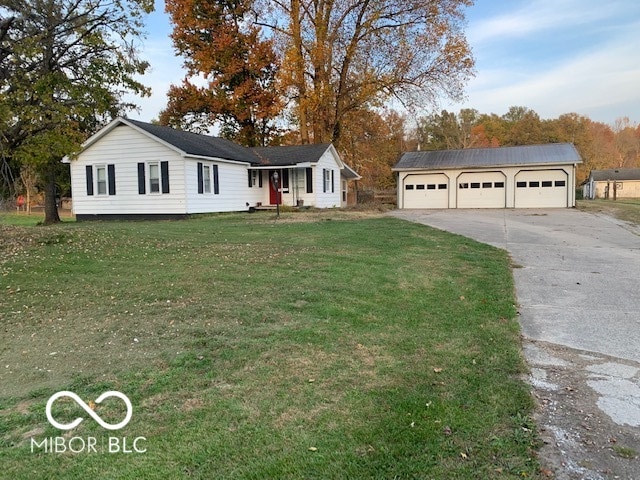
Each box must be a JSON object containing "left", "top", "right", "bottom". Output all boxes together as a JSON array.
[{"left": 46, "top": 391, "right": 133, "bottom": 431}]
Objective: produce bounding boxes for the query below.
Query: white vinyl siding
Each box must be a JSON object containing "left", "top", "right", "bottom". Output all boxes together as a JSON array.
[
  {"left": 315, "top": 149, "right": 341, "bottom": 208},
  {"left": 71, "top": 125, "right": 186, "bottom": 215},
  {"left": 185, "top": 159, "right": 261, "bottom": 213}
]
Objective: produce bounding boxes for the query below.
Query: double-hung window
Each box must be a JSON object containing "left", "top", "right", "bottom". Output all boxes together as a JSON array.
[
  {"left": 138, "top": 161, "right": 170, "bottom": 195},
  {"left": 96, "top": 166, "right": 107, "bottom": 195},
  {"left": 149, "top": 162, "right": 160, "bottom": 193},
  {"left": 203, "top": 165, "right": 211, "bottom": 193},
  {"left": 323, "top": 169, "right": 331, "bottom": 193},
  {"left": 86, "top": 164, "right": 116, "bottom": 196},
  {"left": 197, "top": 162, "right": 219, "bottom": 194}
]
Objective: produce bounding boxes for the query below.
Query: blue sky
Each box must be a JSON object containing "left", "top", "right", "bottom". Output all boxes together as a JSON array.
[{"left": 128, "top": 0, "right": 640, "bottom": 126}]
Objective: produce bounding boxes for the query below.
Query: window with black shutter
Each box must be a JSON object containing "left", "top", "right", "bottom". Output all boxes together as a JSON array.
[
  {"left": 197, "top": 162, "right": 204, "bottom": 194},
  {"left": 86, "top": 165, "right": 94, "bottom": 196},
  {"left": 137, "top": 163, "right": 146, "bottom": 194},
  {"left": 161, "top": 161, "right": 170, "bottom": 193},
  {"left": 306, "top": 167, "right": 313, "bottom": 193},
  {"left": 107, "top": 164, "right": 116, "bottom": 195}
]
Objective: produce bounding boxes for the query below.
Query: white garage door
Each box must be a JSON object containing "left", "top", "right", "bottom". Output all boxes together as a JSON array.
[
  {"left": 514, "top": 170, "right": 568, "bottom": 208},
  {"left": 403, "top": 174, "right": 449, "bottom": 208},
  {"left": 456, "top": 172, "right": 506, "bottom": 208}
]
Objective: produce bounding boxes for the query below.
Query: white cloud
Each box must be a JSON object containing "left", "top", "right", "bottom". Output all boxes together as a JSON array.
[
  {"left": 451, "top": 1, "right": 640, "bottom": 123},
  {"left": 468, "top": 0, "right": 629, "bottom": 45}
]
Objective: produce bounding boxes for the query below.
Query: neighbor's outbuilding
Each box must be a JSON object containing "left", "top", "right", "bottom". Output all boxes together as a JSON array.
[
  {"left": 393, "top": 143, "right": 582, "bottom": 209},
  {"left": 582, "top": 168, "right": 640, "bottom": 200},
  {"left": 66, "top": 118, "right": 360, "bottom": 220}
]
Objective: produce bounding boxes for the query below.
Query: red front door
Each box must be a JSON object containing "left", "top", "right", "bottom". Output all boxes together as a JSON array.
[{"left": 269, "top": 170, "right": 280, "bottom": 205}]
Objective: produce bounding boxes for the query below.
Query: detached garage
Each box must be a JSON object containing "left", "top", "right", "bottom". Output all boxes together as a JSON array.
[{"left": 394, "top": 143, "right": 581, "bottom": 209}]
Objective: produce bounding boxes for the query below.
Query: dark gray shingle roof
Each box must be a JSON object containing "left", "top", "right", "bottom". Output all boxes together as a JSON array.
[
  {"left": 394, "top": 143, "right": 582, "bottom": 170},
  {"left": 252, "top": 144, "right": 332, "bottom": 166},
  {"left": 590, "top": 168, "right": 640, "bottom": 181},
  {"left": 126, "top": 119, "right": 261, "bottom": 164}
]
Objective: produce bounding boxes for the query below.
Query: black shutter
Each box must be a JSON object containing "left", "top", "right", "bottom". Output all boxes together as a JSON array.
[
  {"left": 161, "top": 161, "right": 170, "bottom": 194},
  {"left": 107, "top": 164, "right": 116, "bottom": 195},
  {"left": 258, "top": 170, "right": 262, "bottom": 188},
  {"left": 248, "top": 169, "right": 252, "bottom": 187},
  {"left": 323, "top": 169, "right": 326, "bottom": 193},
  {"left": 85, "top": 165, "right": 94, "bottom": 196},
  {"left": 213, "top": 165, "right": 219, "bottom": 194},
  {"left": 331, "top": 170, "right": 334, "bottom": 193},
  {"left": 306, "top": 167, "right": 313, "bottom": 193},
  {"left": 137, "top": 163, "right": 146, "bottom": 194},
  {"left": 197, "top": 162, "right": 204, "bottom": 194}
]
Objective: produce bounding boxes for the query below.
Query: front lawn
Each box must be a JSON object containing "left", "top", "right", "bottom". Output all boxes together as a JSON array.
[{"left": 0, "top": 212, "right": 541, "bottom": 478}]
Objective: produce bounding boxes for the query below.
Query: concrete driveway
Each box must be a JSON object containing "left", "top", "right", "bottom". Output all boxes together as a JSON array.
[{"left": 390, "top": 209, "right": 640, "bottom": 479}]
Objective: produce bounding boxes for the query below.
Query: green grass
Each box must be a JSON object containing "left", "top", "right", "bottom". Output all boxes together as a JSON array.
[
  {"left": 0, "top": 211, "right": 541, "bottom": 478},
  {"left": 0, "top": 211, "right": 75, "bottom": 226},
  {"left": 577, "top": 199, "right": 640, "bottom": 227}
]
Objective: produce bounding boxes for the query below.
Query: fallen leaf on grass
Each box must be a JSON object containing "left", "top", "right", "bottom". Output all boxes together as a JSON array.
[
  {"left": 308, "top": 447, "right": 318, "bottom": 452},
  {"left": 433, "top": 367, "right": 443, "bottom": 373}
]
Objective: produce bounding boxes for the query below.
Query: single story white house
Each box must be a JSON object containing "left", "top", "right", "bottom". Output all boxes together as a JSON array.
[
  {"left": 66, "top": 118, "right": 360, "bottom": 220},
  {"left": 393, "top": 143, "right": 582, "bottom": 209},
  {"left": 582, "top": 168, "right": 640, "bottom": 200}
]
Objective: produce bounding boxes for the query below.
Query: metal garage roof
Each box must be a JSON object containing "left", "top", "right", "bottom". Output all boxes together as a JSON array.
[{"left": 394, "top": 143, "right": 582, "bottom": 170}]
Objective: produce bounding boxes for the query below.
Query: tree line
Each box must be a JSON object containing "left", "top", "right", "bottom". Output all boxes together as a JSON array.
[{"left": 305, "top": 106, "right": 639, "bottom": 192}]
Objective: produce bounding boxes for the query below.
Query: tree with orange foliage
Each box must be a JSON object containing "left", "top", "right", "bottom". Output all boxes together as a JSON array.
[
  {"left": 161, "top": 0, "right": 281, "bottom": 146},
  {"left": 258, "top": 0, "right": 475, "bottom": 145}
]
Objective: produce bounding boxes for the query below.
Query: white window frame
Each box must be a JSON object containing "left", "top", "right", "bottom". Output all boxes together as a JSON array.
[
  {"left": 324, "top": 169, "right": 331, "bottom": 193},
  {"left": 149, "top": 162, "right": 160, "bottom": 194},
  {"left": 203, "top": 165, "right": 212, "bottom": 193},
  {"left": 96, "top": 165, "right": 108, "bottom": 196}
]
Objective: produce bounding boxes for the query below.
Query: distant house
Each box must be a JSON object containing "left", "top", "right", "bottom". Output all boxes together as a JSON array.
[
  {"left": 66, "top": 118, "right": 360, "bottom": 220},
  {"left": 582, "top": 168, "right": 640, "bottom": 200},
  {"left": 393, "top": 143, "right": 582, "bottom": 209}
]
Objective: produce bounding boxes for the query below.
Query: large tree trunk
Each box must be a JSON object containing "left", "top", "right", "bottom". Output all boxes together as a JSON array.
[{"left": 43, "top": 164, "right": 60, "bottom": 225}]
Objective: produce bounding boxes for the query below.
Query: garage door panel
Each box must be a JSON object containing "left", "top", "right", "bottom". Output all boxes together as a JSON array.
[
  {"left": 515, "top": 170, "right": 568, "bottom": 208},
  {"left": 457, "top": 172, "right": 506, "bottom": 208},
  {"left": 403, "top": 174, "right": 449, "bottom": 208}
]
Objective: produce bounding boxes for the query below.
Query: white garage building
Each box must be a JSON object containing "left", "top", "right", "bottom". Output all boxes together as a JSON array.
[{"left": 393, "top": 143, "right": 582, "bottom": 209}]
